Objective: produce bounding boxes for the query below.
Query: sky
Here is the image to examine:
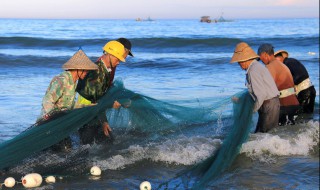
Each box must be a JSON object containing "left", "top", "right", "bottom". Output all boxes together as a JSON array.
[{"left": 0, "top": 0, "right": 319, "bottom": 19}]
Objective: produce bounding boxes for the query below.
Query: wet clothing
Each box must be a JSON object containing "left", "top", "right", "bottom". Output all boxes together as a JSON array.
[
  {"left": 283, "top": 57, "right": 316, "bottom": 113},
  {"left": 76, "top": 58, "right": 115, "bottom": 144},
  {"left": 266, "top": 59, "right": 300, "bottom": 125},
  {"left": 246, "top": 60, "right": 280, "bottom": 132},
  {"left": 297, "top": 86, "right": 316, "bottom": 113},
  {"left": 39, "top": 71, "right": 76, "bottom": 151},
  {"left": 255, "top": 97, "right": 280, "bottom": 133},
  {"left": 40, "top": 71, "right": 76, "bottom": 118}
]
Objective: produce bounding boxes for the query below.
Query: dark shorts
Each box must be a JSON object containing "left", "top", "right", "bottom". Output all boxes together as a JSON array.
[
  {"left": 279, "top": 104, "right": 301, "bottom": 125},
  {"left": 297, "top": 86, "right": 316, "bottom": 114},
  {"left": 78, "top": 111, "right": 109, "bottom": 145},
  {"left": 78, "top": 122, "right": 106, "bottom": 145},
  {"left": 255, "top": 97, "right": 280, "bottom": 133}
]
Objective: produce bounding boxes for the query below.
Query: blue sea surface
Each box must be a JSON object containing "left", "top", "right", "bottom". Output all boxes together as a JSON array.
[{"left": 0, "top": 18, "right": 319, "bottom": 189}]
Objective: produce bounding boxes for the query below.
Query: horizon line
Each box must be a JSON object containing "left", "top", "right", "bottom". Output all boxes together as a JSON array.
[{"left": 0, "top": 16, "right": 319, "bottom": 20}]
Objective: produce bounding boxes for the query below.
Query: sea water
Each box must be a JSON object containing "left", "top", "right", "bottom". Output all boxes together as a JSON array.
[{"left": 0, "top": 18, "right": 319, "bottom": 189}]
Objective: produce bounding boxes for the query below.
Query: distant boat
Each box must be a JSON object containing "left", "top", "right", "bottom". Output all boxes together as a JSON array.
[
  {"left": 145, "top": 16, "right": 154, "bottom": 21},
  {"left": 200, "top": 16, "right": 212, "bottom": 23},
  {"left": 216, "top": 12, "right": 233, "bottom": 22},
  {"left": 200, "top": 13, "right": 233, "bottom": 23},
  {"left": 135, "top": 17, "right": 155, "bottom": 22}
]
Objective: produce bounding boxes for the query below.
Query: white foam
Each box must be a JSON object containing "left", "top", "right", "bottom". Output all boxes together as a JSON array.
[
  {"left": 93, "top": 136, "right": 221, "bottom": 170},
  {"left": 240, "top": 120, "right": 319, "bottom": 162}
]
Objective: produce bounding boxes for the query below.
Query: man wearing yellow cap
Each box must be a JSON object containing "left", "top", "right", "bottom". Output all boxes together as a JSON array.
[
  {"left": 231, "top": 42, "right": 280, "bottom": 133},
  {"left": 274, "top": 50, "right": 316, "bottom": 114},
  {"left": 76, "top": 40, "right": 128, "bottom": 145}
]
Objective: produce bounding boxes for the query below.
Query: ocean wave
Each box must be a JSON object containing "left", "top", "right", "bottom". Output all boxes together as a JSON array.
[
  {"left": 0, "top": 36, "right": 318, "bottom": 51},
  {"left": 0, "top": 36, "right": 102, "bottom": 49},
  {"left": 240, "top": 120, "right": 319, "bottom": 162},
  {"left": 0, "top": 52, "right": 232, "bottom": 69},
  {"left": 92, "top": 136, "right": 221, "bottom": 170}
]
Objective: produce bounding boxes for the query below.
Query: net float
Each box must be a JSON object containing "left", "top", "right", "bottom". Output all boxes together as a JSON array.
[
  {"left": 45, "top": 176, "right": 56, "bottom": 183},
  {"left": 21, "top": 173, "right": 42, "bottom": 188},
  {"left": 140, "top": 181, "right": 151, "bottom": 190},
  {"left": 90, "top": 166, "right": 101, "bottom": 176},
  {"left": 4, "top": 177, "right": 16, "bottom": 188}
]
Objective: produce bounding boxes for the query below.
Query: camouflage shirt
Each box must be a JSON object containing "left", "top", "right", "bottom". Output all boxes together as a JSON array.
[
  {"left": 40, "top": 71, "right": 76, "bottom": 117},
  {"left": 76, "top": 58, "right": 115, "bottom": 103}
]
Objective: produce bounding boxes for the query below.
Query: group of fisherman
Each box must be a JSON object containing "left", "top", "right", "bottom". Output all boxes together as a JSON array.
[
  {"left": 37, "top": 39, "right": 316, "bottom": 151},
  {"left": 231, "top": 42, "right": 316, "bottom": 133},
  {"left": 37, "top": 38, "right": 133, "bottom": 151}
]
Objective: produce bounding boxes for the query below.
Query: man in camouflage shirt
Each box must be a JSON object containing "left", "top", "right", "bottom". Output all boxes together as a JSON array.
[
  {"left": 76, "top": 39, "right": 133, "bottom": 145},
  {"left": 38, "top": 49, "right": 98, "bottom": 150},
  {"left": 40, "top": 49, "right": 98, "bottom": 120}
]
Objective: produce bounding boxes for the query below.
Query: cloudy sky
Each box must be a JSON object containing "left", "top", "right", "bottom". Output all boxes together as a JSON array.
[{"left": 0, "top": 0, "right": 318, "bottom": 19}]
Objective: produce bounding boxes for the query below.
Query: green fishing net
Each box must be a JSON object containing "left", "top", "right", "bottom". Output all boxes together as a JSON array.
[
  {"left": 0, "top": 79, "right": 254, "bottom": 189},
  {"left": 157, "top": 90, "right": 254, "bottom": 189}
]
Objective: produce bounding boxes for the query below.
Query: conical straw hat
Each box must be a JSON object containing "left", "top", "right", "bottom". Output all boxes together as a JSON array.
[
  {"left": 274, "top": 49, "right": 289, "bottom": 58},
  {"left": 62, "top": 50, "right": 98, "bottom": 70},
  {"left": 230, "top": 42, "right": 259, "bottom": 63}
]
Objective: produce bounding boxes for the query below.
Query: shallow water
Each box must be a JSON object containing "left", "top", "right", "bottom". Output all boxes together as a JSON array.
[{"left": 0, "top": 18, "right": 319, "bottom": 189}]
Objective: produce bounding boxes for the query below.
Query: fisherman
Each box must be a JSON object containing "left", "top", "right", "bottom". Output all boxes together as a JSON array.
[
  {"left": 230, "top": 42, "right": 280, "bottom": 133},
  {"left": 76, "top": 38, "right": 133, "bottom": 145},
  {"left": 258, "top": 44, "right": 300, "bottom": 125},
  {"left": 38, "top": 49, "right": 98, "bottom": 150},
  {"left": 274, "top": 50, "right": 316, "bottom": 114}
]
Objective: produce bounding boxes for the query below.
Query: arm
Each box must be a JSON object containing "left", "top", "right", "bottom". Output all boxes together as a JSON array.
[
  {"left": 41, "top": 76, "right": 64, "bottom": 116},
  {"left": 248, "top": 70, "right": 267, "bottom": 112}
]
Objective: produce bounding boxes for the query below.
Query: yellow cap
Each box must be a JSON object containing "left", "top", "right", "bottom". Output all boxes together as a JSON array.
[{"left": 102, "top": 41, "right": 126, "bottom": 62}]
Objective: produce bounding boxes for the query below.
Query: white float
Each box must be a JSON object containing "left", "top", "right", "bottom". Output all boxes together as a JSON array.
[
  {"left": 90, "top": 166, "right": 101, "bottom": 176},
  {"left": 21, "top": 173, "right": 43, "bottom": 188},
  {"left": 45, "top": 176, "right": 56, "bottom": 183},
  {"left": 4, "top": 177, "right": 16, "bottom": 188},
  {"left": 140, "top": 181, "right": 151, "bottom": 190}
]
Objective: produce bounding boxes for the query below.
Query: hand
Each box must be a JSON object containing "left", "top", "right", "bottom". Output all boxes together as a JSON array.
[
  {"left": 231, "top": 96, "right": 239, "bottom": 103},
  {"left": 43, "top": 114, "right": 50, "bottom": 120},
  {"left": 103, "top": 122, "right": 112, "bottom": 137},
  {"left": 121, "top": 99, "right": 132, "bottom": 108},
  {"left": 112, "top": 101, "right": 121, "bottom": 109}
]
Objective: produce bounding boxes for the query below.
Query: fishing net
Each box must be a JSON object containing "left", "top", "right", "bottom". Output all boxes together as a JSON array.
[
  {"left": 0, "top": 79, "right": 254, "bottom": 189},
  {"left": 158, "top": 90, "right": 255, "bottom": 189},
  {"left": 0, "top": 79, "right": 229, "bottom": 170},
  {"left": 190, "top": 91, "right": 254, "bottom": 189}
]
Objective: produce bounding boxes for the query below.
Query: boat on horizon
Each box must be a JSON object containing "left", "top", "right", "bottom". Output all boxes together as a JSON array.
[
  {"left": 135, "top": 16, "right": 155, "bottom": 22},
  {"left": 200, "top": 13, "right": 233, "bottom": 23}
]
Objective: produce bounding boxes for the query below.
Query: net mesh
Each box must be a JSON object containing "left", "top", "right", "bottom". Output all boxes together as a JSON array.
[
  {"left": 0, "top": 79, "right": 254, "bottom": 189},
  {"left": 157, "top": 90, "right": 254, "bottom": 189}
]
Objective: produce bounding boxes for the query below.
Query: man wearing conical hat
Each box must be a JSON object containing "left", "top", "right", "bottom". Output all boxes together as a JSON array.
[
  {"left": 258, "top": 44, "right": 300, "bottom": 126},
  {"left": 231, "top": 42, "right": 280, "bottom": 133},
  {"left": 39, "top": 49, "right": 98, "bottom": 120},
  {"left": 274, "top": 50, "right": 316, "bottom": 114},
  {"left": 37, "top": 49, "right": 98, "bottom": 151},
  {"left": 76, "top": 40, "right": 131, "bottom": 145}
]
